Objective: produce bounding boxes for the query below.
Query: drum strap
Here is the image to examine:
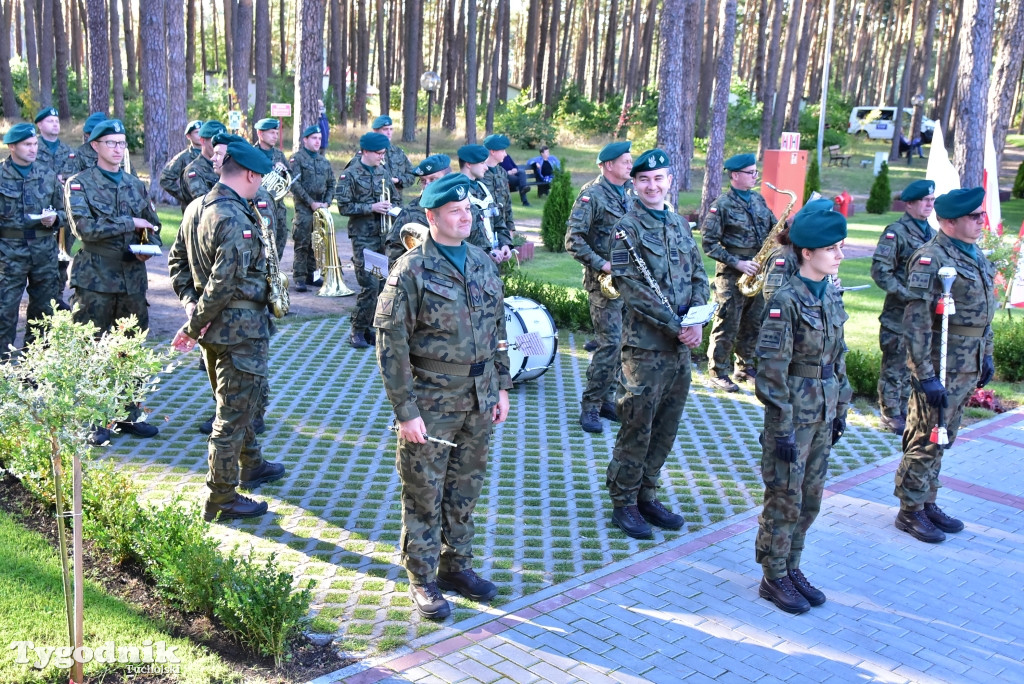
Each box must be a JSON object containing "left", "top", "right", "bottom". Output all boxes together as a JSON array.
[{"left": 411, "top": 354, "right": 492, "bottom": 377}]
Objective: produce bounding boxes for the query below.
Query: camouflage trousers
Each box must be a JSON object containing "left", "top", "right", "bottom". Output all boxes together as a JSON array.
[
  {"left": 273, "top": 201, "right": 289, "bottom": 260},
  {"left": 350, "top": 232, "right": 385, "bottom": 331},
  {"left": 291, "top": 206, "right": 315, "bottom": 280},
  {"left": 607, "top": 346, "right": 691, "bottom": 507},
  {"left": 707, "top": 272, "right": 764, "bottom": 375},
  {"left": 894, "top": 371, "right": 977, "bottom": 510},
  {"left": 582, "top": 286, "right": 623, "bottom": 409},
  {"left": 397, "top": 407, "right": 493, "bottom": 584},
  {"left": 0, "top": 236, "right": 60, "bottom": 357},
  {"left": 71, "top": 288, "right": 148, "bottom": 335},
  {"left": 877, "top": 325, "right": 911, "bottom": 419},
  {"left": 755, "top": 421, "right": 831, "bottom": 579},
  {"left": 201, "top": 337, "right": 268, "bottom": 504}
]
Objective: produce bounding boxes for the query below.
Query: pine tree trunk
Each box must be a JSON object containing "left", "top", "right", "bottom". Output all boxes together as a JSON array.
[
  {"left": 53, "top": 0, "right": 70, "bottom": 116},
  {"left": 695, "top": 0, "right": 720, "bottom": 138},
  {"left": 231, "top": 0, "right": 252, "bottom": 111},
  {"left": 24, "top": 0, "right": 40, "bottom": 104},
  {"left": 352, "top": 0, "right": 368, "bottom": 123},
  {"left": 465, "top": 0, "right": 478, "bottom": 142},
  {"left": 110, "top": 0, "right": 124, "bottom": 119},
  {"left": 165, "top": 0, "right": 187, "bottom": 143},
  {"left": 954, "top": 0, "right": 995, "bottom": 186},
  {"left": 253, "top": 0, "right": 270, "bottom": 122},
  {"left": 85, "top": 0, "right": 109, "bottom": 113},
  {"left": 678, "top": 0, "right": 700, "bottom": 190},
  {"left": 498, "top": 0, "right": 508, "bottom": 103},
  {"left": 938, "top": 6, "right": 961, "bottom": 134},
  {"left": 375, "top": 0, "right": 389, "bottom": 114},
  {"left": 522, "top": 0, "right": 538, "bottom": 94},
  {"left": 441, "top": 0, "right": 457, "bottom": 130},
  {"left": 588, "top": 0, "right": 599, "bottom": 98},
  {"left": 770, "top": 0, "right": 803, "bottom": 145},
  {"left": 140, "top": 0, "right": 169, "bottom": 196},
  {"left": 338, "top": 0, "right": 349, "bottom": 125},
  {"left": 38, "top": 0, "right": 53, "bottom": 105},
  {"left": 701, "top": 0, "right": 737, "bottom": 217},
  {"left": 657, "top": 0, "right": 686, "bottom": 200},
  {"left": 0, "top": 0, "right": 18, "bottom": 117},
  {"left": 909, "top": 0, "right": 938, "bottom": 136},
  {"left": 71, "top": 0, "right": 82, "bottom": 86},
  {"left": 122, "top": 0, "right": 136, "bottom": 93},
  {"left": 293, "top": 0, "right": 326, "bottom": 149},
  {"left": 889, "top": 0, "right": 921, "bottom": 161},
  {"left": 757, "top": 0, "right": 782, "bottom": 158},
  {"left": 598, "top": 0, "right": 617, "bottom": 99},
  {"left": 785, "top": 0, "right": 818, "bottom": 132},
  {"left": 988, "top": 0, "right": 1024, "bottom": 170},
  {"left": 186, "top": 0, "right": 196, "bottom": 98},
  {"left": 401, "top": 0, "right": 421, "bottom": 141},
  {"left": 542, "top": 0, "right": 559, "bottom": 111}
]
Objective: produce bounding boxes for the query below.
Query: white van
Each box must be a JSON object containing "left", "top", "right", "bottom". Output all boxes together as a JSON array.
[{"left": 848, "top": 106, "right": 936, "bottom": 143}]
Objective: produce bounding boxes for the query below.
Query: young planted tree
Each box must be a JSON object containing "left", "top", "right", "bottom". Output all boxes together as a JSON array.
[
  {"left": 866, "top": 162, "right": 891, "bottom": 214},
  {"left": 540, "top": 169, "right": 574, "bottom": 252}
]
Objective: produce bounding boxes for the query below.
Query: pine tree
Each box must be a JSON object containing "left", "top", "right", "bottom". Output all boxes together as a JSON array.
[
  {"left": 540, "top": 169, "right": 574, "bottom": 252},
  {"left": 866, "top": 162, "right": 892, "bottom": 214},
  {"left": 804, "top": 156, "right": 821, "bottom": 201}
]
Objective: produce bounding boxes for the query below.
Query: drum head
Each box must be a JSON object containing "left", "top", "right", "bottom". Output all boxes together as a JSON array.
[{"left": 503, "top": 296, "right": 558, "bottom": 382}]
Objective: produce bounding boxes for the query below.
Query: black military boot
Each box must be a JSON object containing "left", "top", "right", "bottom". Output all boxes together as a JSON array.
[
  {"left": 305, "top": 274, "right": 324, "bottom": 287},
  {"left": 880, "top": 414, "right": 906, "bottom": 434},
  {"left": 599, "top": 401, "right": 619, "bottom": 422},
  {"left": 611, "top": 505, "right": 653, "bottom": 539},
  {"left": 203, "top": 494, "right": 269, "bottom": 522},
  {"left": 895, "top": 509, "right": 946, "bottom": 543},
  {"left": 734, "top": 367, "right": 757, "bottom": 383},
  {"left": 759, "top": 576, "right": 811, "bottom": 614},
  {"left": 583, "top": 339, "right": 599, "bottom": 352},
  {"left": 116, "top": 420, "right": 159, "bottom": 438},
  {"left": 579, "top": 407, "right": 603, "bottom": 433},
  {"left": 349, "top": 329, "right": 370, "bottom": 349},
  {"left": 87, "top": 425, "right": 113, "bottom": 446},
  {"left": 787, "top": 568, "right": 826, "bottom": 607},
  {"left": 364, "top": 329, "right": 377, "bottom": 346},
  {"left": 198, "top": 413, "right": 215, "bottom": 434},
  {"left": 924, "top": 503, "right": 964, "bottom": 533},
  {"left": 410, "top": 582, "right": 451, "bottom": 620},
  {"left": 240, "top": 461, "right": 286, "bottom": 489},
  {"left": 437, "top": 568, "right": 498, "bottom": 601},
  {"left": 637, "top": 499, "right": 685, "bottom": 530},
  {"left": 710, "top": 375, "right": 740, "bottom": 392},
  {"left": 295, "top": 280, "right": 308, "bottom": 293}
]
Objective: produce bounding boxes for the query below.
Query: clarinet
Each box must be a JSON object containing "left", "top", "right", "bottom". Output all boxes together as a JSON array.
[{"left": 614, "top": 228, "right": 682, "bottom": 318}]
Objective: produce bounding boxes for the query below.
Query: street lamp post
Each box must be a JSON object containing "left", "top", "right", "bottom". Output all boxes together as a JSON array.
[{"left": 420, "top": 71, "right": 441, "bottom": 155}]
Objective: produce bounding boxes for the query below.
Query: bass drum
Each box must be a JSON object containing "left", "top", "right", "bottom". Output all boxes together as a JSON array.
[{"left": 503, "top": 296, "right": 558, "bottom": 382}]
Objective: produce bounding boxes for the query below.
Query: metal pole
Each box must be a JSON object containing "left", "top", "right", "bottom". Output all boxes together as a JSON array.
[
  {"left": 426, "top": 92, "right": 433, "bottom": 156},
  {"left": 817, "top": 0, "right": 836, "bottom": 170}
]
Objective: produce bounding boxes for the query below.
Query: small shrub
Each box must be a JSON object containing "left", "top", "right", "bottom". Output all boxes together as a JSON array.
[
  {"left": 994, "top": 316, "right": 1024, "bottom": 382},
  {"left": 540, "top": 169, "right": 574, "bottom": 252},
  {"left": 1013, "top": 161, "right": 1024, "bottom": 200},
  {"left": 502, "top": 273, "right": 592, "bottom": 331},
  {"left": 866, "top": 162, "right": 891, "bottom": 214},
  {"left": 804, "top": 155, "right": 821, "bottom": 201},
  {"left": 216, "top": 552, "right": 314, "bottom": 667},
  {"left": 494, "top": 90, "right": 555, "bottom": 148},
  {"left": 82, "top": 460, "right": 145, "bottom": 565},
  {"left": 844, "top": 349, "right": 881, "bottom": 398}
]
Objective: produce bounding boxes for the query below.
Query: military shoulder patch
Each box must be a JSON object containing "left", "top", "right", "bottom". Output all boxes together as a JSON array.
[
  {"left": 580, "top": 196, "right": 590, "bottom": 202},
  {"left": 708, "top": 206, "right": 717, "bottom": 214},
  {"left": 774, "top": 258, "right": 786, "bottom": 266},
  {"left": 242, "top": 228, "right": 252, "bottom": 239},
  {"left": 378, "top": 297, "right": 394, "bottom": 316},
  {"left": 909, "top": 271, "right": 932, "bottom": 289},
  {"left": 758, "top": 327, "right": 783, "bottom": 350},
  {"left": 69, "top": 152, "right": 76, "bottom": 158},
  {"left": 69, "top": 182, "right": 82, "bottom": 191},
  {"left": 768, "top": 308, "right": 782, "bottom": 318},
  {"left": 387, "top": 275, "right": 399, "bottom": 286},
  {"left": 339, "top": 174, "right": 346, "bottom": 180},
  {"left": 919, "top": 256, "right": 932, "bottom": 265},
  {"left": 257, "top": 200, "right": 268, "bottom": 209},
  {"left": 187, "top": 171, "right": 196, "bottom": 178},
  {"left": 766, "top": 273, "right": 784, "bottom": 288},
  {"left": 885, "top": 232, "right": 896, "bottom": 239},
  {"left": 611, "top": 249, "right": 629, "bottom": 265},
  {"left": 875, "top": 244, "right": 893, "bottom": 258}
]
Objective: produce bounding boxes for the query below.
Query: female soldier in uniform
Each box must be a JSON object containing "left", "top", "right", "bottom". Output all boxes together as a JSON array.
[{"left": 753, "top": 209, "right": 852, "bottom": 614}]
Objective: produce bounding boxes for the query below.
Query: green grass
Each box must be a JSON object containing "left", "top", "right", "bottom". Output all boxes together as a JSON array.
[{"left": 0, "top": 511, "right": 234, "bottom": 684}]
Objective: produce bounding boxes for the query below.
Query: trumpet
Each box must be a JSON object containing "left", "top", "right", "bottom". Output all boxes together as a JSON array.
[
  {"left": 380, "top": 179, "right": 394, "bottom": 237},
  {"left": 312, "top": 207, "right": 355, "bottom": 297},
  {"left": 261, "top": 163, "right": 295, "bottom": 202}
]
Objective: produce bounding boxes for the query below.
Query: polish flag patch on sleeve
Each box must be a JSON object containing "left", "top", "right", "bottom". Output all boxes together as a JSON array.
[
  {"left": 709, "top": 206, "right": 717, "bottom": 214},
  {"left": 769, "top": 308, "right": 782, "bottom": 318},
  {"left": 919, "top": 257, "right": 932, "bottom": 265},
  {"left": 69, "top": 182, "right": 82, "bottom": 191},
  {"left": 774, "top": 258, "right": 786, "bottom": 266},
  {"left": 257, "top": 201, "right": 268, "bottom": 209},
  {"left": 885, "top": 232, "right": 896, "bottom": 239},
  {"left": 187, "top": 171, "right": 196, "bottom": 178},
  {"left": 242, "top": 228, "right": 252, "bottom": 239},
  {"left": 580, "top": 196, "right": 590, "bottom": 203}
]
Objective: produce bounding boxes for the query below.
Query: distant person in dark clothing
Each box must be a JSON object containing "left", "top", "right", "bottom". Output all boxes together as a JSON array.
[
  {"left": 317, "top": 99, "right": 329, "bottom": 153},
  {"left": 899, "top": 134, "right": 924, "bottom": 164},
  {"left": 527, "top": 146, "right": 561, "bottom": 197},
  {"left": 500, "top": 152, "right": 531, "bottom": 206}
]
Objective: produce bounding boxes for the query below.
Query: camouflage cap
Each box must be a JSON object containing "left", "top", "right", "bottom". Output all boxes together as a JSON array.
[
  {"left": 225, "top": 141, "right": 274, "bottom": 175},
  {"left": 631, "top": 148, "right": 671, "bottom": 176},
  {"left": 3, "top": 123, "right": 37, "bottom": 144},
  {"left": 420, "top": 172, "right": 472, "bottom": 209},
  {"left": 723, "top": 152, "right": 756, "bottom": 171},
  {"left": 301, "top": 124, "right": 321, "bottom": 138},
  {"left": 198, "top": 120, "right": 226, "bottom": 138},
  {"left": 483, "top": 134, "right": 510, "bottom": 151},
  {"left": 934, "top": 186, "right": 985, "bottom": 219},
  {"left": 790, "top": 209, "right": 847, "bottom": 249},
  {"left": 83, "top": 112, "right": 107, "bottom": 134},
  {"left": 413, "top": 154, "right": 451, "bottom": 176},
  {"left": 184, "top": 119, "right": 203, "bottom": 134},
  {"left": 371, "top": 115, "right": 393, "bottom": 129},
  {"left": 34, "top": 107, "right": 59, "bottom": 123},
  {"left": 254, "top": 118, "right": 279, "bottom": 131},
  {"left": 457, "top": 144, "right": 489, "bottom": 164},
  {"left": 359, "top": 132, "right": 390, "bottom": 152},
  {"left": 88, "top": 119, "right": 126, "bottom": 141},
  {"left": 598, "top": 140, "right": 631, "bottom": 163},
  {"left": 901, "top": 179, "right": 936, "bottom": 202}
]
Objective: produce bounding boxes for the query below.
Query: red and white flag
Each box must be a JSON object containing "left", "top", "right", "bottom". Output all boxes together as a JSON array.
[
  {"left": 925, "top": 120, "right": 960, "bottom": 231},
  {"left": 983, "top": 125, "right": 1003, "bottom": 236}
]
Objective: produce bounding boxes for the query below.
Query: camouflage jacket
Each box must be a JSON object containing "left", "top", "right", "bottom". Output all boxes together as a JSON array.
[
  {"left": 252, "top": 188, "right": 278, "bottom": 240},
  {"left": 755, "top": 276, "right": 852, "bottom": 433},
  {"left": 609, "top": 204, "right": 710, "bottom": 351},
  {"left": 565, "top": 175, "right": 636, "bottom": 290},
  {"left": 181, "top": 154, "right": 219, "bottom": 204},
  {"left": 0, "top": 157, "right": 66, "bottom": 235},
  {"left": 466, "top": 179, "right": 511, "bottom": 252},
  {"left": 482, "top": 164, "right": 516, "bottom": 234},
  {"left": 168, "top": 183, "right": 271, "bottom": 344},
  {"left": 36, "top": 137, "right": 77, "bottom": 182},
  {"left": 71, "top": 142, "right": 97, "bottom": 173},
  {"left": 701, "top": 188, "right": 776, "bottom": 274},
  {"left": 903, "top": 231, "right": 996, "bottom": 380},
  {"left": 159, "top": 145, "right": 201, "bottom": 203},
  {"left": 374, "top": 234, "right": 513, "bottom": 421},
  {"left": 871, "top": 212, "right": 935, "bottom": 332},
  {"left": 348, "top": 143, "right": 416, "bottom": 203},
  {"left": 385, "top": 195, "right": 428, "bottom": 264},
  {"left": 335, "top": 161, "right": 398, "bottom": 238},
  {"left": 65, "top": 166, "right": 162, "bottom": 294},
  {"left": 289, "top": 147, "right": 335, "bottom": 210},
  {"left": 761, "top": 245, "right": 797, "bottom": 301}
]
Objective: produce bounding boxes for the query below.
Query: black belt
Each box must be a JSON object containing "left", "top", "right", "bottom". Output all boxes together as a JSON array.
[
  {"left": 934, "top": 324, "right": 986, "bottom": 338},
  {"left": 81, "top": 241, "right": 126, "bottom": 259},
  {"left": 789, "top": 363, "right": 835, "bottom": 379},
  {"left": 411, "top": 354, "right": 491, "bottom": 377},
  {"left": 0, "top": 228, "right": 56, "bottom": 240},
  {"left": 729, "top": 248, "right": 758, "bottom": 257},
  {"left": 225, "top": 300, "right": 267, "bottom": 311}
]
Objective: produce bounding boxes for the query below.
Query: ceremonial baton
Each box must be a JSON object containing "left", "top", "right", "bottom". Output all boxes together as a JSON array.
[{"left": 930, "top": 267, "right": 957, "bottom": 446}]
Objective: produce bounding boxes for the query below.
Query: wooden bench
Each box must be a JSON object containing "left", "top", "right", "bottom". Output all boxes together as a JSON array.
[{"left": 827, "top": 145, "right": 852, "bottom": 167}]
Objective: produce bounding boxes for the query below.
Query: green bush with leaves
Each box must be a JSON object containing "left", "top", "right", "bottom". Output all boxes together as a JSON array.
[
  {"left": 805, "top": 156, "right": 821, "bottom": 200},
  {"left": 844, "top": 349, "right": 881, "bottom": 398},
  {"left": 866, "top": 162, "right": 892, "bottom": 214},
  {"left": 726, "top": 79, "right": 764, "bottom": 143},
  {"left": 216, "top": 552, "right": 313, "bottom": 668},
  {"left": 503, "top": 273, "right": 592, "bottom": 331},
  {"left": 798, "top": 93, "right": 852, "bottom": 150},
  {"left": 540, "top": 169, "right": 575, "bottom": 252},
  {"left": 1013, "top": 161, "right": 1024, "bottom": 200},
  {"left": 494, "top": 90, "right": 556, "bottom": 148},
  {"left": 81, "top": 460, "right": 145, "bottom": 565},
  {"left": 994, "top": 316, "right": 1024, "bottom": 382}
]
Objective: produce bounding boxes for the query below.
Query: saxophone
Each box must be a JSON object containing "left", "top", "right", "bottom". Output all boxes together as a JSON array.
[
  {"left": 258, "top": 212, "right": 290, "bottom": 317},
  {"left": 737, "top": 182, "right": 798, "bottom": 297}
]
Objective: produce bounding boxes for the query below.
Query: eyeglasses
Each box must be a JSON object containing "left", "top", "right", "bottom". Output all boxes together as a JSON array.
[
  {"left": 966, "top": 211, "right": 987, "bottom": 222},
  {"left": 101, "top": 140, "right": 128, "bottom": 149},
  {"left": 736, "top": 169, "right": 759, "bottom": 177}
]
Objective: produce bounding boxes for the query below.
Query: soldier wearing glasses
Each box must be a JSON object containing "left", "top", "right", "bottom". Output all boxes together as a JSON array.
[{"left": 702, "top": 153, "right": 776, "bottom": 392}]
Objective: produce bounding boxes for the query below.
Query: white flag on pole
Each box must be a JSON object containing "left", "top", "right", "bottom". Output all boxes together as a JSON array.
[
  {"left": 983, "top": 125, "right": 1003, "bottom": 235},
  {"left": 925, "top": 120, "right": 960, "bottom": 231}
]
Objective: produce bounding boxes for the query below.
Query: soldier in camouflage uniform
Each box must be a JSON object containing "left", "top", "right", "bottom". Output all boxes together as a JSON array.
[
  {"left": 180, "top": 121, "right": 226, "bottom": 205},
  {"left": 290, "top": 125, "right": 335, "bottom": 291},
  {"left": 760, "top": 198, "right": 836, "bottom": 302},
  {"left": 336, "top": 131, "right": 398, "bottom": 347},
  {"left": 871, "top": 180, "right": 936, "bottom": 434},
  {"left": 159, "top": 119, "right": 203, "bottom": 211},
  {"left": 373, "top": 172, "right": 512, "bottom": 620},
  {"left": 254, "top": 118, "right": 291, "bottom": 258},
  {"left": 565, "top": 140, "right": 635, "bottom": 434},
  {"left": 457, "top": 144, "right": 513, "bottom": 262},
  {"left": 894, "top": 187, "right": 995, "bottom": 544},
  {"left": 605, "top": 149, "right": 709, "bottom": 540},
  {"left": 34, "top": 107, "right": 76, "bottom": 182},
  {"left": 481, "top": 134, "right": 518, "bottom": 237},
  {"left": 69, "top": 112, "right": 107, "bottom": 173},
  {"left": 347, "top": 115, "right": 417, "bottom": 205},
  {"left": 170, "top": 141, "right": 285, "bottom": 522},
  {"left": 385, "top": 154, "right": 450, "bottom": 265},
  {"left": 753, "top": 208, "right": 851, "bottom": 614},
  {"left": 0, "top": 123, "right": 66, "bottom": 359},
  {"left": 64, "top": 119, "right": 162, "bottom": 443},
  {"left": 702, "top": 152, "right": 777, "bottom": 392}
]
